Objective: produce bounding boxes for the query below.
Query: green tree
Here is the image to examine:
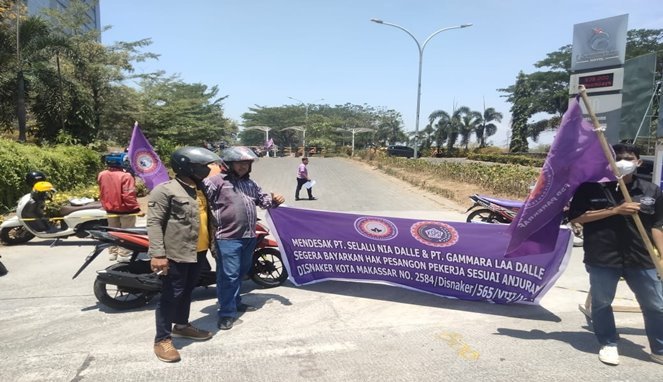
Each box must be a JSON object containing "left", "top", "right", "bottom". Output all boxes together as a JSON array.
[
  {"left": 0, "top": 9, "right": 68, "bottom": 141},
  {"left": 137, "top": 75, "right": 233, "bottom": 147},
  {"left": 458, "top": 108, "right": 482, "bottom": 150},
  {"left": 508, "top": 72, "right": 531, "bottom": 153},
  {"left": 499, "top": 28, "right": 663, "bottom": 138},
  {"left": 476, "top": 107, "right": 503, "bottom": 147},
  {"left": 428, "top": 109, "right": 450, "bottom": 151},
  {"left": 44, "top": 0, "right": 158, "bottom": 143}
]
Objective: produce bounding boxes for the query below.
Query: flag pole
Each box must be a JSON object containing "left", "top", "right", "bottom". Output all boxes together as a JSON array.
[{"left": 578, "top": 85, "right": 663, "bottom": 278}]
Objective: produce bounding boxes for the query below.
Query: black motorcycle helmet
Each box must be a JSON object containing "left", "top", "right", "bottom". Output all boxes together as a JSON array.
[
  {"left": 25, "top": 171, "right": 47, "bottom": 188},
  {"left": 170, "top": 146, "right": 222, "bottom": 181}
]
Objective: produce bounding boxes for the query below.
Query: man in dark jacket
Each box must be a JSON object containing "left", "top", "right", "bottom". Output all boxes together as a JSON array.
[{"left": 148, "top": 147, "right": 221, "bottom": 363}]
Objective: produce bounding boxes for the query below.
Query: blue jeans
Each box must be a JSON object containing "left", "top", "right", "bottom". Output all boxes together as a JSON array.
[
  {"left": 215, "top": 238, "right": 257, "bottom": 318},
  {"left": 587, "top": 264, "right": 663, "bottom": 355}
]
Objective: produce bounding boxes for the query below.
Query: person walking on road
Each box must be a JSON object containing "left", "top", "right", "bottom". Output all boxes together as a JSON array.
[
  {"left": 148, "top": 147, "right": 221, "bottom": 363},
  {"left": 98, "top": 154, "right": 141, "bottom": 261},
  {"left": 295, "top": 157, "right": 316, "bottom": 200},
  {"left": 204, "top": 146, "right": 285, "bottom": 331},
  {"left": 569, "top": 143, "right": 663, "bottom": 366}
]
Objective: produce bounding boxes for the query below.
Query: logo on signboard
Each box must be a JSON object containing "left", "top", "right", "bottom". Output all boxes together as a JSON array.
[
  {"left": 354, "top": 217, "right": 398, "bottom": 241},
  {"left": 410, "top": 221, "right": 458, "bottom": 247},
  {"left": 132, "top": 149, "right": 161, "bottom": 175},
  {"left": 589, "top": 27, "right": 610, "bottom": 51}
]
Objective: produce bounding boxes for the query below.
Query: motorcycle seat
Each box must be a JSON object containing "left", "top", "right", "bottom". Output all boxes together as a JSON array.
[
  {"left": 478, "top": 195, "right": 524, "bottom": 209},
  {"left": 99, "top": 226, "right": 148, "bottom": 235},
  {"left": 60, "top": 201, "right": 103, "bottom": 215}
]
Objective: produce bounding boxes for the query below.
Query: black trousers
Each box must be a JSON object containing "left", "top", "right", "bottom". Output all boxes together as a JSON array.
[
  {"left": 295, "top": 178, "right": 313, "bottom": 199},
  {"left": 154, "top": 251, "right": 206, "bottom": 342}
]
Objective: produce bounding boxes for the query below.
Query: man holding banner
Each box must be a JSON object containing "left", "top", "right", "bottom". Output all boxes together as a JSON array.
[{"left": 569, "top": 143, "right": 663, "bottom": 366}]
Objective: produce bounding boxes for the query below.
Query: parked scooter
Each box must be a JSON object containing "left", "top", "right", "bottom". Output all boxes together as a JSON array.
[
  {"left": 0, "top": 181, "right": 107, "bottom": 245},
  {"left": 72, "top": 221, "right": 288, "bottom": 310},
  {"left": 465, "top": 194, "right": 584, "bottom": 247}
]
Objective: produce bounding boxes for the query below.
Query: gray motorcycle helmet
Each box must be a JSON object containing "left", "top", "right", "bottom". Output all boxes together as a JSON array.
[
  {"left": 220, "top": 146, "right": 258, "bottom": 163},
  {"left": 221, "top": 146, "right": 258, "bottom": 176},
  {"left": 170, "top": 146, "right": 222, "bottom": 181}
]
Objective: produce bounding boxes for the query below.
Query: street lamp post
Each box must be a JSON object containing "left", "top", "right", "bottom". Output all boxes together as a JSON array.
[
  {"left": 288, "top": 96, "right": 324, "bottom": 153},
  {"left": 283, "top": 125, "right": 306, "bottom": 156},
  {"left": 370, "top": 18, "right": 472, "bottom": 159},
  {"left": 243, "top": 125, "right": 272, "bottom": 156},
  {"left": 336, "top": 127, "right": 375, "bottom": 157}
]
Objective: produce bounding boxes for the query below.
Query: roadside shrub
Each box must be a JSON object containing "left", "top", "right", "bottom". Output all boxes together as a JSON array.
[
  {"left": 356, "top": 155, "right": 540, "bottom": 198},
  {"left": 0, "top": 139, "right": 103, "bottom": 213},
  {"left": 466, "top": 153, "right": 544, "bottom": 167}
]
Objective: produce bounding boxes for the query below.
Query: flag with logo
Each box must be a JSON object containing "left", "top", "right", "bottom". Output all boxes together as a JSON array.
[
  {"left": 505, "top": 98, "right": 615, "bottom": 257},
  {"left": 127, "top": 122, "right": 170, "bottom": 190}
]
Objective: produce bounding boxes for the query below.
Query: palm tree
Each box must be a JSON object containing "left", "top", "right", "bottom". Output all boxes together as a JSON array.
[
  {"left": 458, "top": 108, "right": 482, "bottom": 150},
  {"left": 0, "top": 15, "right": 67, "bottom": 141},
  {"left": 475, "top": 107, "right": 503, "bottom": 147},
  {"left": 428, "top": 109, "right": 450, "bottom": 154}
]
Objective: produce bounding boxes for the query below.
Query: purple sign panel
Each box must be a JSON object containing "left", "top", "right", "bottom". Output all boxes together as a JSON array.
[{"left": 267, "top": 207, "right": 573, "bottom": 304}]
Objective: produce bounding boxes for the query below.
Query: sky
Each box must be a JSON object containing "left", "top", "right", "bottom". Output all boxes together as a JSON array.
[{"left": 100, "top": 0, "right": 663, "bottom": 148}]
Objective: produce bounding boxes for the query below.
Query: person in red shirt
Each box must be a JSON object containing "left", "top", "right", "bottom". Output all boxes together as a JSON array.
[{"left": 98, "top": 153, "right": 141, "bottom": 261}]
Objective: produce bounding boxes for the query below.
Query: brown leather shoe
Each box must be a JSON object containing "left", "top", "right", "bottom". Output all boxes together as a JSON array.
[
  {"left": 154, "top": 338, "right": 181, "bottom": 363},
  {"left": 172, "top": 323, "right": 212, "bottom": 341}
]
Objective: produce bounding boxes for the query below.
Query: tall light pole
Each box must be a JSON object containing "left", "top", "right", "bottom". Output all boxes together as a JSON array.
[
  {"left": 283, "top": 125, "right": 306, "bottom": 156},
  {"left": 370, "top": 18, "right": 472, "bottom": 159},
  {"left": 288, "top": 96, "right": 324, "bottom": 153},
  {"left": 336, "top": 127, "right": 375, "bottom": 157},
  {"left": 243, "top": 125, "right": 272, "bottom": 156}
]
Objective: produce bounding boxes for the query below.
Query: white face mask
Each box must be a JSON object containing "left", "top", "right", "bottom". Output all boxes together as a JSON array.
[{"left": 615, "top": 159, "right": 637, "bottom": 176}]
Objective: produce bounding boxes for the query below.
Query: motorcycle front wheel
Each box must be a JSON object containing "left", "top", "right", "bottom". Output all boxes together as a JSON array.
[
  {"left": 466, "top": 208, "right": 509, "bottom": 224},
  {"left": 93, "top": 263, "right": 156, "bottom": 310},
  {"left": 0, "top": 226, "right": 35, "bottom": 245},
  {"left": 251, "top": 248, "right": 288, "bottom": 288}
]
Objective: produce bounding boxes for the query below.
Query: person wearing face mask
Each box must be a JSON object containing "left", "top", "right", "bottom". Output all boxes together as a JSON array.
[
  {"left": 148, "top": 146, "right": 222, "bottom": 363},
  {"left": 203, "top": 146, "right": 285, "bottom": 331},
  {"left": 569, "top": 143, "right": 663, "bottom": 366}
]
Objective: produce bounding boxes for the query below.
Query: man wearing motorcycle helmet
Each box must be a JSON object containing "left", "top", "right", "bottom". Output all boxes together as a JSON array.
[
  {"left": 25, "top": 170, "right": 47, "bottom": 188},
  {"left": 98, "top": 154, "right": 141, "bottom": 261},
  {"left": 203, "top": 146, "right": 285, "bottom": 330},
  {"left": 147, "top": 146, "right": 222, "bottom": 363}
]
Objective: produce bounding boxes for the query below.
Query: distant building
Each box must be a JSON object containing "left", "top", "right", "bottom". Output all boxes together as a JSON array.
[{"left": 24, "top": 0, "right": 100, "bottom": 33}]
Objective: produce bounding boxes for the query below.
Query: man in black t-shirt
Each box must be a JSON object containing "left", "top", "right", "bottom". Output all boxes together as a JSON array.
[{"left": 569, "top": 143, "right": 663, "bottom": 366}]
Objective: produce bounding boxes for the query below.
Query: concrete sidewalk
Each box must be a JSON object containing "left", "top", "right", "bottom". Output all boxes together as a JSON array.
[{"left": 0, "top": 157, "right": 659, "bottom": 381}]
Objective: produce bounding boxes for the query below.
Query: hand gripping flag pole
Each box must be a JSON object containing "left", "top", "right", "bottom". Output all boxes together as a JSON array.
[{"left": 578, "top": 85, "right": 663, "bottom": 278}]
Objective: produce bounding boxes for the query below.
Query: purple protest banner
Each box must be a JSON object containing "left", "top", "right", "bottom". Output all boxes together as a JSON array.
[
  {"left": 127, "top": 122, "right": 170, "bottom": 190},
  {"left": 505, "top": 98, "right": 615, "bottom": 257},
  {"left": 267, "top": 207, "right": 573, "bottom": 304}
]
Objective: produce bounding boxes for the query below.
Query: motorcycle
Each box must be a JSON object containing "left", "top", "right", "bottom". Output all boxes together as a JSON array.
[
  {"left": 72, "top": 221, "right": 288, "bottom": 310},
  {"left": 0, "top": 185, "right": 107, "bottom": 245},
  {"left": 465, "top": 194, "right": 584, "bottom": 247}
]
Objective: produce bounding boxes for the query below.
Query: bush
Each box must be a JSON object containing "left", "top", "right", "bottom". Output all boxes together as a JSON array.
[
  {"left": 355, "top": 153, "right": 540, "bottom": 198},
  {"left": 466, "top": 153, "right": 544, "bottom": 167},
  {"left": 0, "top": 139, "right": 103, "bottom": 213}
]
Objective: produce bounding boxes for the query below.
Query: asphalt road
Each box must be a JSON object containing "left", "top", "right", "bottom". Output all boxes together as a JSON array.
[{"left": 0, "top": 156, "right": 660, "bottom": 381}]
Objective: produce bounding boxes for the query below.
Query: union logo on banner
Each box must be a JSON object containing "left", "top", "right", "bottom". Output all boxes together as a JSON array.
[
  {"left": 410, "top": 221, "right": 459, "bottom": 248},
  {"left": 354, "top": 217, "right": 398, "bottom": 241},
  {"left": 132, "top": 149, "right": 161, "bottom": 175}
]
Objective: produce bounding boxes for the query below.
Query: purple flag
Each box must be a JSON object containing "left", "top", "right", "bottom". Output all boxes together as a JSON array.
[
  {"left": 505, "top": 98, "right": 615, "bottom": 257},
  {"left": 264, "top": 138, "right": 274, "bottom": 150},
  {"left": 267, "top": 207, "right": 572, "bottom": 304},
  {"left": 127, "top": 122, "right": 170, "bottom": 190}
]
